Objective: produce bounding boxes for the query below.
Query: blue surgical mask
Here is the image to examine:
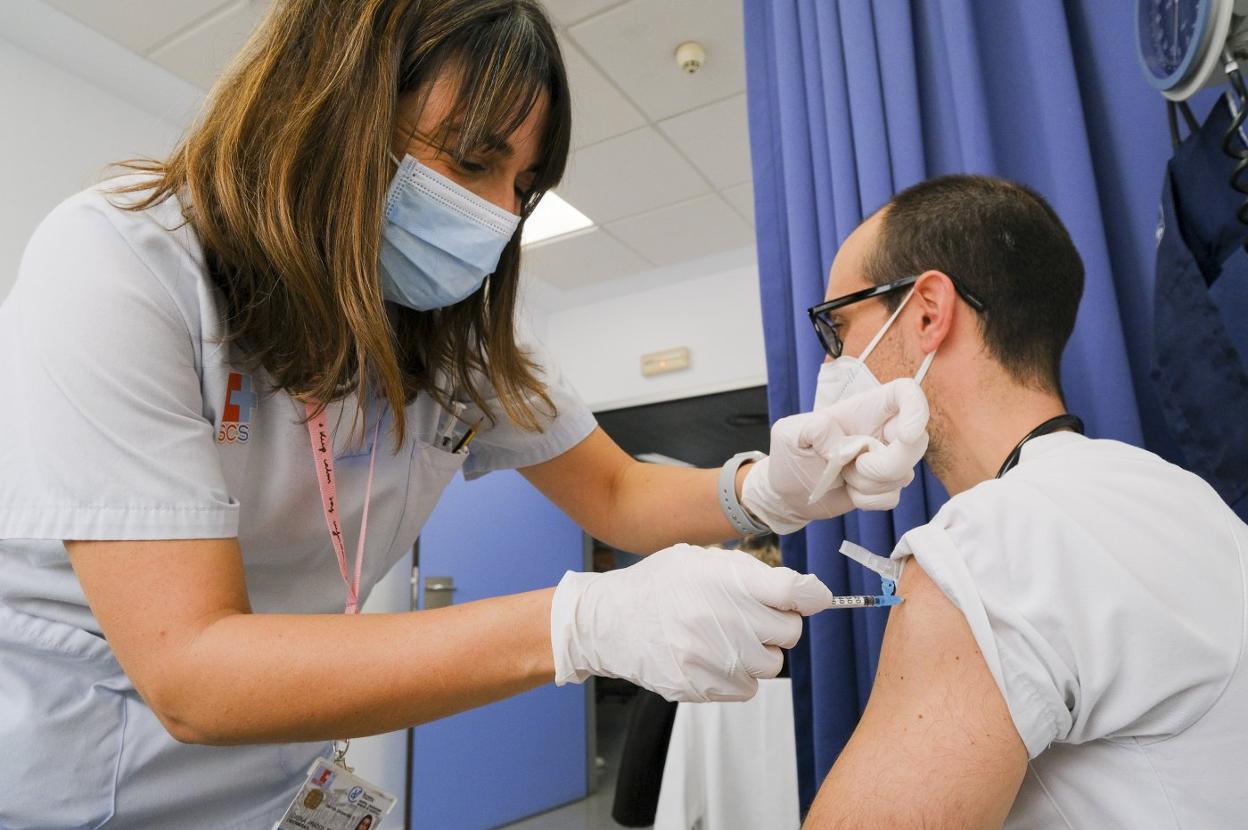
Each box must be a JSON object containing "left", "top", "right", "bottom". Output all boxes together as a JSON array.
[{"left": 378, "top": 154, "right": 521, "bottom": 311}]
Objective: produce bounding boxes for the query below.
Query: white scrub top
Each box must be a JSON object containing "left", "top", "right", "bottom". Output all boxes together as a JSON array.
[
  {"left": 893, "top": 432, "right": 1248, "bottom": 829},
  {"left": 0, "top": 180, "right": 597, "bottom": 830}
]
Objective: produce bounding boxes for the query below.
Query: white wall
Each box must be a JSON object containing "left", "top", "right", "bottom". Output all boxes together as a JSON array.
[
  {"left": 539, "top": 257, "right": 768, "bottom": 411},
  {"left": 0, "top": 2, "right": 201, "bottom": 301},
  {"left": 0, "top": 39, "right": 181, "bottom": 298}
]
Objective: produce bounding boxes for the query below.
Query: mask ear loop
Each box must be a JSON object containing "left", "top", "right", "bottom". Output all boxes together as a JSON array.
[
  {"left": 384, "top": 153, "right": 410, "bottom": 216},
  {"left": 857, "top": 286, "right": 938, "bottom": 384},
  {"left": 914, "top": 348, "right": 936, "bottom": 384},
  {"left": 857, "top": 287, "right": 918, "bottom": 363}
]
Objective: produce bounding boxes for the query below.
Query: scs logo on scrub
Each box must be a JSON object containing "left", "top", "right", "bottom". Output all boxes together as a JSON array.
[{"left": 218, "top": 372, "right": 255, "bottom": 444}]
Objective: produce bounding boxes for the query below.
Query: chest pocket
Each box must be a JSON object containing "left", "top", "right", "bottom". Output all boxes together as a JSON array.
[
  {"left": 388, "top": 398, "right": 476, "bottom": 549},
  {"left": 406, "top": 442, "right": 468, "bottom": 536}
]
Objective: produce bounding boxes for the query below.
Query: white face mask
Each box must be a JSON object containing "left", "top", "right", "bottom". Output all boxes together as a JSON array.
[{"left": 814, "top": 287, "right": 936, "bottom": 410}]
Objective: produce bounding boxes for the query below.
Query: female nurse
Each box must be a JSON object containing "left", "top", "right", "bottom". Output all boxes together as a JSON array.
[{"left": 0, "top": 1, "right": 925, "bottom": 827}]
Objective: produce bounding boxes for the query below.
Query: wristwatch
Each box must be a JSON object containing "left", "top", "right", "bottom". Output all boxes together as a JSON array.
[{"left": 718, "top": 451, "right": 772, "bottom": 536}]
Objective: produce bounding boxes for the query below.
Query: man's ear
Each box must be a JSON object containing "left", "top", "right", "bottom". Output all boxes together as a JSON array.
[{"left": 912, "top": 270, "right": 957, "bottom": 353}]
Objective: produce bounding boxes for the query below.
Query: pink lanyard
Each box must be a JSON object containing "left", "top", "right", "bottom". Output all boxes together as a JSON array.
[{"left": 305, "top": 401, "right": 382, "bottom": 614}]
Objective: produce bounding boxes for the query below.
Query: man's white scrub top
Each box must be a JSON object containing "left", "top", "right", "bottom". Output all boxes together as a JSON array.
[
  {"left": 893, "top": 432, "right": 1248, "bottom": 829},
  {"left": 0, "top": 179, "right": 597, "bottom": 830}
]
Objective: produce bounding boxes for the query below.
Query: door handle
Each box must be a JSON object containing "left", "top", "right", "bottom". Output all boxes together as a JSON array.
[{"left": 424, "top": 575, "right": 457, "bottom": 609}]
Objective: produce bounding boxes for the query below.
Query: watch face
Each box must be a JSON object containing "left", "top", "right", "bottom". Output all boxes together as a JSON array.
[{"left": 1138, "top": 0, "right": 1205, "bottom": 84}]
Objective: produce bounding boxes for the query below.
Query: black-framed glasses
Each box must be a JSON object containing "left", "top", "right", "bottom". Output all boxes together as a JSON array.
[{"left": 807, "top": 275, "right": 987, "bottom": 359}]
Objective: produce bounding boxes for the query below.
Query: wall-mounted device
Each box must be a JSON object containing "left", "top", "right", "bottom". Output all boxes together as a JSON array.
[
  {"left": 641, "top": 346, "right": 691, "bottom": 377},
  {"left": 1136, "top": 0, "right": 1248, "bottom": 101},
  {"left": 1138, "top": 0, "right": 1248, "bottom": 232}
]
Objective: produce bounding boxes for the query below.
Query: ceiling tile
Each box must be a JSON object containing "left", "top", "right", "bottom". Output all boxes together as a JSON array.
[
  {"left": 559, "top": 127, "right": 711, "bottom": 225},
  {"left": 541, "top": 0, "right": 625, "bottom": 27},
  {"left": 148, "top": 0, "right": 268, "bottom": 90},
  {"left": 722, "top": 181, "right": 755, "bottom": 225},
  {"left": 521, "top": 228, "right": 652, "bottom": 290},
  {"left": 658, "top": 93, "right": 751, "bottom": 188},
  {"left": 560, "top": 36, "right": 646, "bottom": 149},
  {"left": 43, "top": 0, "right": 235, "bottom": 54},
  {"left": 606, "top": 194, "right": 752, "bottom": 266},
  {"left": 567, "top": 0, "right": 745, "bottom": 121}
]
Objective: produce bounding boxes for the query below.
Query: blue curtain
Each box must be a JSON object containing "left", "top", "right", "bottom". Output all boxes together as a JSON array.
[{"left": 743, "top": 0, "right": 1189, "bottom": 810}]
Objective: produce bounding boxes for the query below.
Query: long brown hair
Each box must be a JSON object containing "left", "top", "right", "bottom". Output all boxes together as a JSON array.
[{"left": 114, "top": 0, "right": 570, "bottom": 447}]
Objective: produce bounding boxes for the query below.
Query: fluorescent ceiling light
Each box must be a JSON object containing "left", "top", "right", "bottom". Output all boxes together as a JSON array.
[{"left": 522, "top": 192, "right": 593, "bottom": 246}]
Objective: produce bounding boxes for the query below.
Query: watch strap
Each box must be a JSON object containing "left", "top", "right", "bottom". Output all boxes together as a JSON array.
[{"left": 719, "top": 451, "right": 772, "bottom": 536}]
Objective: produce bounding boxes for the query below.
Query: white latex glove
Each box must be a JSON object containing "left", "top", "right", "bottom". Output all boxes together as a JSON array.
[
  {"left": 550, "top": 544, "right": 834, "bottom": 702},
  {"left": 814, "top": 377, "right": 930, "bottom": 510},
  {"left": 824, "top": 376, "right": 930, "bottom": 444},
  {"left": 739, "top": 379, "right": 930, "bottom": 533}
]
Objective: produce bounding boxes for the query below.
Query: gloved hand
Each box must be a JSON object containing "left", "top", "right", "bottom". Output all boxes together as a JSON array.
[
  {"left": 813, "top": 377, "right": 930, "bottom": 509},
  {"left": 550, "top": 544, "right": 834, "bottom": 702},
  {"left": 739, "top": 379, "right": 930, "bottom": 534}
]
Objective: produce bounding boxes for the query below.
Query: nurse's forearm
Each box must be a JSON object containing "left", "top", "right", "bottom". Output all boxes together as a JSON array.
[
  {"left": 519, "top": 428, "right": 749, "bottom": 553},
  {"left": 606, "top": 460, "right": 751, "bottom": 551},
  {"left": 68, "top": 538, "right": 560, "bottom": 746},
  {"left": 160, "top": 591, "right": 557, "bottom": 745}
]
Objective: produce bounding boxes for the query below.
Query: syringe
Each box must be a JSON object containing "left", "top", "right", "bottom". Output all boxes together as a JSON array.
[
  {"left": 824, "top": 592, "right": 901, "bottom": 609},
  {"left": 821, "top": 540, "right": 906, "bottom": 611}
]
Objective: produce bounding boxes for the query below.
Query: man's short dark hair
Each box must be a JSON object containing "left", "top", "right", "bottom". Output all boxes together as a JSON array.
[{"left": 866, "top": 175, "right": 1084, "bottom": 394}]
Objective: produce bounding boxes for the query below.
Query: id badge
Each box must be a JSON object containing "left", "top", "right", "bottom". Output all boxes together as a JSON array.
[{"left": 273, "top": 757, "right": 396, "bottom": 830}]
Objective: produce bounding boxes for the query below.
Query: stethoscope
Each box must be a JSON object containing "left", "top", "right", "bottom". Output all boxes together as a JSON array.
[{"left": 995, "top": 414, "right": 1085, "bottom": 479}]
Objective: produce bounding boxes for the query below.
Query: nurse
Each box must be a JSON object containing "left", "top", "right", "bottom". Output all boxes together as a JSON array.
[{"left": 0, "top": 1, "right": 926, "bottom": 827}]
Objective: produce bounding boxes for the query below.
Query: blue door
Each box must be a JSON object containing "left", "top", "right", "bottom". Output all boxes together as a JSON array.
[{"left": 410, "top": 469, "right": 589, "bottom": 828}]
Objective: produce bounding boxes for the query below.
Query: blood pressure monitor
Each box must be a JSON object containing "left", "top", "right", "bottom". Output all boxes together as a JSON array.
[{"left": 1137, "top": 0, "right": 1248, "bottom": 100}]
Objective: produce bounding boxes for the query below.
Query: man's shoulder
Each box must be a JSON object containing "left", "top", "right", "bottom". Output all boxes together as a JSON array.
[
  {"left": 898, "top": 433, "right": 1241, "bottom": 605},
  {"left": 899, "top": 432, "right": 1244, "bottom": 647},
  {"left": 933, "top": 434, "right": 1215, "bottom": 530},
  {"left": 897, "top": 434, "right": 1247, "bottom": 757}
]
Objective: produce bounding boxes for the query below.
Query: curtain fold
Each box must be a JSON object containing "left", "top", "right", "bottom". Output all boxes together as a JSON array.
[{"left": 744, "top": 0, "right": 1173, "bottom": 811}]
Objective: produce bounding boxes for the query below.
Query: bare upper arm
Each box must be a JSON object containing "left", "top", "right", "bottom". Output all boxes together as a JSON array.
[
  {"left": 66, "top": 538, "right": 250, "bottom": 717},
  {"left": 804, "top": 559, "right": 1028, "bottom": 829}
]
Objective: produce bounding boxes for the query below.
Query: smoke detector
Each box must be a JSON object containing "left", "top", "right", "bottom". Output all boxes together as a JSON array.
[{"left": 675, "top": 41, "right": 706, "bottom": 74}]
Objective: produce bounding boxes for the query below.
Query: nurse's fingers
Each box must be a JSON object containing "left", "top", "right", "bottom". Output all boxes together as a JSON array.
[
  {"left": 808, "top": 435, "right": 879, "bottom": 503},
  {"left": 877, "top": 379, "right": 931, "bottom": 444},
  {"left": 842, "top": 463, "right": 914, "bottom": 497},
  {"left": 702, "top": 674, "right": 760, "bottom": 702},
  {"left": 744, "top": 645, "right": 786, "bottom": 680},
  {"left": 847, "top": 485, "right": 903, "bottom": 512},
  {"left": 749, "top": 605, "right": 804, "bottom": 649},
  {"left": 743, "top": 564, "right": 836, "bottom": 615},
  {"left": 849, "top": 432, "right": 929, "bottom": 489},
  {"left": 796, "top": 408, "right": 848, "bottom": 454}
]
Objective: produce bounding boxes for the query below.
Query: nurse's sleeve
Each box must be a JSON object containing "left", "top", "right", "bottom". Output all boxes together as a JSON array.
[
  {"left": 460, "top": 345, "right": 598, "bottom": 480},
  {"left": 0, "top": 198, "right": 236, "bottom": 540}
]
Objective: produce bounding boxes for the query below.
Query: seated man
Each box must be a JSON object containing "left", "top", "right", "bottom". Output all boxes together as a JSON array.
[{"left": 803, "top": 175, "right": 1248, "bottom": 828}]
